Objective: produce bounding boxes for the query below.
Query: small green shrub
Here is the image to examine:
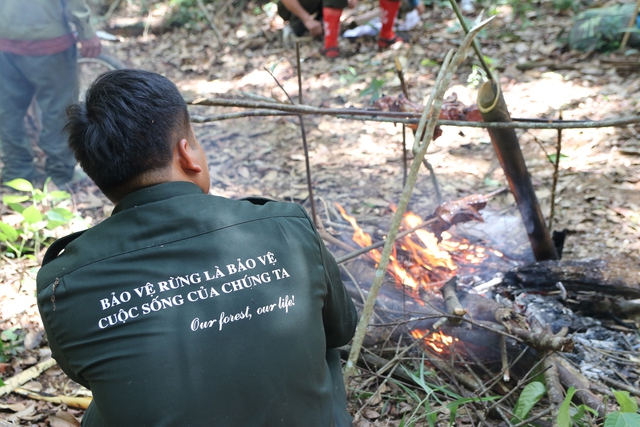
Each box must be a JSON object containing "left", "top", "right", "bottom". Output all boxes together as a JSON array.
[
  {"left": 0, "top": 178, "right": 77, "bottom": 260},
  {"left": 0, "top": 327, "right": 24, "bottom": 363}
]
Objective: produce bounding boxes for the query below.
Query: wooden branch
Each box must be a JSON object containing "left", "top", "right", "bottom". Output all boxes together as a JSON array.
[
  {"left": 512, "top": 407, "right": 553, "bottom": 427},
  {"left": 394, "top": 57, "right": 410, "bottom": 100},
  {"left": 549, "top": 110, "right": 562, "bottom": 232},
  {"left": 13, "top": 387, "right": 92, "bottom": 409},
  {"left": 554, "top": 355, "right": 605, "bottom": 417},
  {"left": 442, "top": 277, "right": 466, "bottom": 318},
  {"left": 191, "top": 111, "right": 294, "bottom": 122},
  {"left": 542, "top": 355, "right": 563, "bottom": 425},
  {"left": 188, "top": 98, "right": 640, "bottom": 130},
  {"left": 422, "top": 347, "right": 482, "bottom": 391},
  {"left": 598, "top": 374, "right": 640, "bottom": 397},
  {"left": 500, "top": 336, "right": 510, "bottom": 382},
  {"left": 0, "top": 358, "right": 57, "bottom": 396},
  {"left": 448, "top": 0, "right": 493, "bottom": 79},
  {"left": 433, "top": 276, "right": 466, "bottom": 329},
  {"left": 343, "top": 16, "right": 496, "bottom": 387},
  {"left": 510, "top": 327, "right": 574, "bottom": 353}
]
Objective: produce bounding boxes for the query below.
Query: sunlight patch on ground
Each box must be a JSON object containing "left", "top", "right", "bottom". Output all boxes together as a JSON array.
[
  {"left": 179, "top": 78, "right": 236, "bottom": 96},
  {"left": 504, "top": 72, "right": 597, "bottom": 117}
]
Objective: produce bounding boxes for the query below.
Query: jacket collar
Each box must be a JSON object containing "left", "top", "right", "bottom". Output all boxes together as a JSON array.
[{"left": 112, "top": 182, "right": 204, "bottom": 215}]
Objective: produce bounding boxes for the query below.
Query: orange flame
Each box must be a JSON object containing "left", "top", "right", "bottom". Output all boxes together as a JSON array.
[{"left": 410, "top": 328, "right": 458, "bottom": 353}]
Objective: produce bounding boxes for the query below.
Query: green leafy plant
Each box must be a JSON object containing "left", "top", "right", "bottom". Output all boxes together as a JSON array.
[
  {"left": 557, "top": 386, "right": 599, "bottom": 427},
  {"left": 0, "top": 178, "right": 76, "bottom": 259},
  {"left": 0, "top": 327, "right": 25, "bottom": 362},
  {"left": 392, "top": 356, "right": 499, "bottom": 427},
  {"left": 604, "top": 390, "right": 640, "bottom": 427},
  {"left": 548, "top": 153, "right": 569, "bottom": 163},
  {"left": 339, "top": 66, "right": 363, "bottom": 86},
  {"left": 512, "top": 381, "right": 546, "bottom": 423},
  {"left": 360, "top": 77, "right": 386, "bottom": 103}
]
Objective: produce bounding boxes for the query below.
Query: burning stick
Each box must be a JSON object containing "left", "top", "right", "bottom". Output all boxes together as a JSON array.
[
  {"left": 334, "top": 188, "right": 504, "bottom": 265},
  {"left": 432, "top": 276, "right": 466, "bottom": 330}
]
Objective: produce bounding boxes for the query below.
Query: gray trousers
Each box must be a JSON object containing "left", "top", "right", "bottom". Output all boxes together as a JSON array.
[{"left": 0, "top": 46, "right": 78, "bottom": 186}]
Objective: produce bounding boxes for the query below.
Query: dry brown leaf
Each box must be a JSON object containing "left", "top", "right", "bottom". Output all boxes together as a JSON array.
[
  {"left": 363, "top": 409, "right": 381, "bottom": 419},
  {"left": 0, "top": 402, "right": 27, "bottom": 412},
  {"left": 48, "top": 411, "right": 80, "bottom": 427}
]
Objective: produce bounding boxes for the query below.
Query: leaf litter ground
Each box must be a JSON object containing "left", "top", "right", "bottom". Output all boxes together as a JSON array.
[{"left": 1, "top": 1, "right": 640, "bottom": 425}]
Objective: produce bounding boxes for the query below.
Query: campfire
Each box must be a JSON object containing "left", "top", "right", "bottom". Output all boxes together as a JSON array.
[{"left": 330, "top": 192, "right": 640, "bottom": 423}]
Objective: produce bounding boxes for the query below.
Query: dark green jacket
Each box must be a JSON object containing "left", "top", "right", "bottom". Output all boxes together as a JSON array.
[{"left": 37, "top": 182, "right": 357, "bottom": 426}]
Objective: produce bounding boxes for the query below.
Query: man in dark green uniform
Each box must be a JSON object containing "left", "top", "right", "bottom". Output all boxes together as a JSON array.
[{"left": 36, "top": 69, "right": 357, "bottom": 426}]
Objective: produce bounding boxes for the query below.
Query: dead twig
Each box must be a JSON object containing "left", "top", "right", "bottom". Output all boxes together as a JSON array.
[
  {"left": 262, "top": 54, "right": 317, "bottom": 226},
  {"left": 295, "top": 41, "right": 318, "bottom": 226},
  {"left": 542, "top": 354, "right": 563, "bottom": 425},
  {"left": 554, "top": 355, "right": 605, "bottom": 417},
  {"left": 190, "top": 111, "right": 294, "bottom": 122},
  {"left": 598, "top": 374, "right": 640, "bottom": 397},
  {"left": 12, "top": 387, "right": 92, "bottom": 409},
  {"left": 512, "top": 407, "right": 553, "bottom": 427},
  {"left": 189, "top": 98, "right": 640, "bottom": 129},
  {"left": 448, "top": 0, "right": 493, "bottom": 79},
  {"left": 0, "top": 358, "right": 57, "bottom": 396},
  {"left": 549, "top": 110, "right": 562, "bottom": 232},
  {"left": 421, "top": 346, "right": 482, "bottom": 391},
  {"left": 432, "top": 276, "right": 465, "bottom": 329}
]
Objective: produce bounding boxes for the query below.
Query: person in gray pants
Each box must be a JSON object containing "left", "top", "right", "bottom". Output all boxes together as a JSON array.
[{"left": 0, "top": 0, "right": 101, "bottom": 187}]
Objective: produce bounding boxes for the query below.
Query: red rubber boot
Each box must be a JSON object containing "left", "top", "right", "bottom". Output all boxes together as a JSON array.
[
  {"left": 378, "top": 0, "right": 403, "bottom": 49},
  {"left": 321, "top": 7, "right": 342, "bottom": 58}
]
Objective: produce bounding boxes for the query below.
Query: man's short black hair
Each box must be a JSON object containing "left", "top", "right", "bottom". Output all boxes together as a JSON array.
[{"left": 66, "top": 69, "right": 190, "bottom": 196}]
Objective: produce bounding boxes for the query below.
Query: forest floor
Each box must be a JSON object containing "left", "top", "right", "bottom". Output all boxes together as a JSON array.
[{"left": 1, "top": 0, "right": 640, "bottom": 425}]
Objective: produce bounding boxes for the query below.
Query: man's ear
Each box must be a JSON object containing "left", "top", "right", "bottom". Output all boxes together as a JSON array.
[{"left": 175, "top": 138, "right": 203, "bottom": 174}]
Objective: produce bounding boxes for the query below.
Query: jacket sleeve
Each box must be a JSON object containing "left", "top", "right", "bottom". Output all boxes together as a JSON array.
[
  {"left": 37, "top": 279, "right": 91, "bottom": 390},
  {"left": 320, "top": 240, "right": 358, "bottom": 348},
  {"left": 63, "top": 0, "right": 96, "bottom": 40}
]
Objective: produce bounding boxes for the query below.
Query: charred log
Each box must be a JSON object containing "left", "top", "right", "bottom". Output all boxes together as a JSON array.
[{"left": 503, "top": 259, "right": 640, "bottom": 298}]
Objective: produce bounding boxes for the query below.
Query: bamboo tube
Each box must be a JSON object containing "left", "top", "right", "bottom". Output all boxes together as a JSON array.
[{"left": 477, "top": 80, "right": 559, "bottom": 261}]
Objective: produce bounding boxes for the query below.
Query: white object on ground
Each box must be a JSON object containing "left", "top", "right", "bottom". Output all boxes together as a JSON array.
[
  {"left": 342, "top": 9, "right": 421, "bottom": 38},
  {"left": 460, "top": 0, "right": 475, "bottom": 13}
]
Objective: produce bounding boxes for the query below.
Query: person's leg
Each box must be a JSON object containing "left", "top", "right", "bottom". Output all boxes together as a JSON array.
[
  {"left": 378, "top": 0, "right": 403, "bottom": 48},
  {"left": 25, "top": 47, "right": 78, "bottom": 186},
  {"left": 322, "top": 0, "right": 348, "bottom": 57},
  {"left": 278, "top": 0, "right": 324, "bottom": 37},
  {"left": 0, "top": 52, "right": 37, "bottom": 183}
]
